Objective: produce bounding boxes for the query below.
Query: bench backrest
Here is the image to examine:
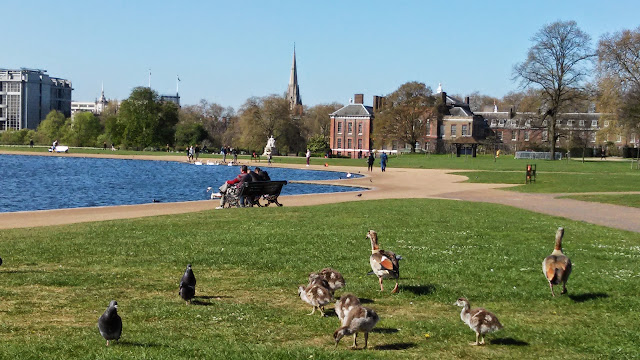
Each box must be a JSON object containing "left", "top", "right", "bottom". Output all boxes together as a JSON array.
[{"left": 239, "top": 181, "right": 287, "bottom": 197}]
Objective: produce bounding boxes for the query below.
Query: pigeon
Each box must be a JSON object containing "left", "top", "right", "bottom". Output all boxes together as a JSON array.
[
  {"left": 179, "top": 264, "right": 196, "bottom": 304},
  {"left": 98, "top": 300, "right": 122, "bottom": 346},
  {"left": 357, "top": 193, "right": 363, "bottom": 197}
]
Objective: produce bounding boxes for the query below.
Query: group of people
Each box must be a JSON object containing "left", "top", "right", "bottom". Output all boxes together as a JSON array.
[
  {"left": 367, "top": 151, "right": 388, "bottom": 172},
  {"left": 186, "top": 145, "right": 201, "bottom": 163},
  {"left": 214, "top": 165, "right": 271, "bottom": 209},
  {"left": 220, "top": 146, "right": 238, "bottom": 163}
]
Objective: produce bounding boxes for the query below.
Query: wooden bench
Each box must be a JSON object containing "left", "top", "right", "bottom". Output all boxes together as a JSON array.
[{"left": 238, "top": 180, "right": 288, "bottom": 207}]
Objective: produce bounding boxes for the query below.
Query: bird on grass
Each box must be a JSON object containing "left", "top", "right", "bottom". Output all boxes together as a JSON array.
[
  {"left": 335, "top": 294, "right": 361, "bottom": 323},
  {"left": 333, "top": 305, "right": 379, "bottom": 349},
  {"left": 454, "top": 297, "right": 502, "bottom": 346},
  {"left": 308, "top": 268, "right": 345, "bottom": 295},
  {"left": 542, "top": 227, "right": 572, "bottom": 296},
  {"left": 298, "top": 283, "right": 333, "bottom": 316},
  {"left": 98, "top": 300, "right": 122, "bottom": 346},
  {"left": 366, "top": 230, "right": 401, "bottom": 293},
  {"left": 179, "top": 264, "right": 197, "bottom": 304},
  {"left": 356, "top": 193, "right": 362, "bottom": 197}
]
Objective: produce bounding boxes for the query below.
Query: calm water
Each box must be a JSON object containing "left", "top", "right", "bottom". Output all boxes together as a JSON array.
[{"left": 0, "top": 154, "right": 363, "bottom": 213}]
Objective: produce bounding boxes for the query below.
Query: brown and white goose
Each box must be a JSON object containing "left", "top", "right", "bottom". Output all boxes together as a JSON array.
[
  {"left": 367, "top": 230, "right": 400, "bottom": 293},
  {"left": 308, "top": 268, "right": 345, "bottom": 294},
  {"left": 335, "top": 293, "right": 361, "bottom": 323},
  {"left": 298, "top": 283, "right": 334, "bottom": 317},
  {"left": 333, "top": 305, "right": 379, "bottom": 349},
  {"left": 454, "top": 297, "right": 503, "bottom": 346},
  {"left": 542, "top": 227, "right": 572, "bottom": 296}
]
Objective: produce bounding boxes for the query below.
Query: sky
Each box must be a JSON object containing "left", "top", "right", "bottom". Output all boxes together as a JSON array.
[{"left": 3, "top": 0, "right": 640, "bottom": 110}]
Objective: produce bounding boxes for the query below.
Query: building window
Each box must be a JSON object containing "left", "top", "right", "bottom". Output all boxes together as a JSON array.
[
  {"left": 358, "top": 139, "right": 362, "bottom": 149},
  {"left": 525, "top": 119, "right": 531, "bottom": 127},
  {"left": 347, "top": 139, "right": 352, "bottom": 149},
  {"left": 498, "top": 119, "right": 505, "bottom": 127},
  {"left": 337, "top": 138, "right": 342, "bottom": 149},
  {"left": 392, "top": 141, "right": 398, "bottom": 150},
  {"left": 591, "top": 120, "right": 598, "bottom": 127},
  {"left": 542, "top": 119, "right": 548, "bottom": 126},
  {"left": 579, "top": 120, "right": 585, "bottom": 127},
  {"left": 439, "top": 125, "right": 445, "bottom": 139},
  {"left": 590, "top": 133, "right": 596, "bottom": 143},
  {"left": 542, "top": 130, "right": 548, "bottom": 141},
  {"left": 425, "top": 120, "right": 431, "bottom": 135},
  {"left": 337, "top": 122, "right": 342, "bottom": 134},
  {"left": 512, "top": 131, "right": 517, "bottom": 141},
  {"left": 524, "top": 131, "right": 530, "bottom": 141},
  {"left": 462, "top": 124, "right": 468, "bottom": 136},
  {"left": 604, "top": 121, "right": 610, "bottom": 127},
  {"left": 348, "top": 122, "right": 353, "bottom": 134},
  {"left": 497, "top": 131, "right": 503, "bottom": 141},
  {"left": 556, "top": 120, "right": 562, "bottom": 126},
  {"left": 567, "top": 120, "right": 574, "bottom": 127},
  {"left": 491, "top": 119, "right": 497, "bottom": 126},
  {"left": 451, "top": 125, "right": 457, "bottom": 137},
  {"left": 617, "top": 135, "right": 622, "bottom": 142},
  {"left": 358, "top": 123, "right": 362, "bottom": 134}
]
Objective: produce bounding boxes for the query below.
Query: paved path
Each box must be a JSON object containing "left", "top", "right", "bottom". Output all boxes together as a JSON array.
[{"left": 1, "top": 151, "right": 638, "bottom": 233}]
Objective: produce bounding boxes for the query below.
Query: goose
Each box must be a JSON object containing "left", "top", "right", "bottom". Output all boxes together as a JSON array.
[
  {"left": 316, "top": 268, "right": 345, "bottom": 293},
  {"left": 454, "top": 297, "right": 502, "bottom": 346},
  {"left": 333, "top": 305, "right": 379, "bottom": 349},
  {"left": 298, "top": 283, "right": 333, "bottom": 316},
  {"left": 98, "top": 300, "right": 122, "bottom": 346},
  {"left": 179, "top": 264, "right": 196, "bottom": 304},
  {"left": 335, "top": 293, "right": 361, "bottom": 323},
  {"left": 542, "top": 227, "right": 572, "bottom": 296},
  {"left": 367, "top": 230, "right": 400, "bottom": 293}
]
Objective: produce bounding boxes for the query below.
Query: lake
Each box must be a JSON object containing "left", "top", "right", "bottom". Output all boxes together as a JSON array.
[{"left": 0, "top": 154, "right": 363, "bottom": 213}]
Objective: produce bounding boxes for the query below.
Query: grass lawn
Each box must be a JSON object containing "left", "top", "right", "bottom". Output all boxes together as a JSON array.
[
  {"left": 1, "top": 199, "right": 639, "bottom": 359},
  {"left": 559, "top": 194, "right": 640, "bottom": 208},
  {"left": 453, "top": 171, "right": 640, "bottom": 193}
]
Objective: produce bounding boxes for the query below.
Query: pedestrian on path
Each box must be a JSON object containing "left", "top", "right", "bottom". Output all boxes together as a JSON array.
[
  {"left": 380, "top": 152, "right": 388, "bottom": 172},
  {"left": 367, "top": 152, "right": 375, "bottom": 172},
  {"left": 306, "top": 149, "right": 311, "bottom": 166}
]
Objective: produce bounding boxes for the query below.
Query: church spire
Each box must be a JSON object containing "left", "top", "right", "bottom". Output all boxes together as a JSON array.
[{"left": 287, "top": 45, "right": 302, "bottom": 111}]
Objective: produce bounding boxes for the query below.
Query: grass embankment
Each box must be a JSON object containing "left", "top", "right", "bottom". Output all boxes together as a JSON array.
[
  {"left": 1, "top": 199, "right": 639, "bottom": 359},
  {"left": 559, "top": 194, "right": 640, "bottom": 208}
]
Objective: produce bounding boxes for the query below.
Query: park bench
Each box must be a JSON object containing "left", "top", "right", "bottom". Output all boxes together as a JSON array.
[{"left": 238, "top": 180, "right": 288, "bottom": 207}]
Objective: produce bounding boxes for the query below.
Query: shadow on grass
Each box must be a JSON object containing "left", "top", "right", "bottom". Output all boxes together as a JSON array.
[
  {"left": 191, "top": 300, "right": 214, "bottom": 306},
  {"left": 371, "top": 328, "right": 399, "bottom": 334},
  {"left": 323, "top": 309, "right": 337, "bottom": 318},
  {"left": 372, "top": 342, "right": 416, "bottom": 351},
  {"left": 197, "top": 295, "right": 232, "bottom": 299},
  {"left": 401, "top": 284, "right": 435, "bottom": 295},
  {"left": 569, "top": 292, "right": 609, "bottom": 303},
  {"left": 490, "top": 337, "right": 529, "bottom": 346},
  {"left": 118, "top": 340, "right": 164, "bottom": 348},
  {"left": 358, "top": 298, "right": 374, "bottom": 304}
]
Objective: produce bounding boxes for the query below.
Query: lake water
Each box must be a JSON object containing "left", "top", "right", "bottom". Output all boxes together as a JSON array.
[{"left": 0, "top": 154, "right": 363, "bottom": 213}]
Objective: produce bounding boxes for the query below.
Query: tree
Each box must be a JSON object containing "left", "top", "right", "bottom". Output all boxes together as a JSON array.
[
  {"left": 374, "top": 81, "right": 436, "bottom": 152},
  {"left": 36, "top": 110, "right": 67, "bottom": 143},
  {"left": 514, "top": 20, "right": 595, "bottom": 160},
  {"left": 174, "top": 122, "right": 207, "bottom": 147},
  {"left": 117, "top": 87, "right": 165, "bottom": 149},
  {"left": 65, "top": 112, "right": 102, "bottom": 147},
  {"left": 306, "top": 134, "right": 329, "bottom": 154},
  {"left": 598, "top": 26, "right": 640, "bottom": 137},
  {"left": 301, "top": 103, "right": 342, "bottom": 139}
]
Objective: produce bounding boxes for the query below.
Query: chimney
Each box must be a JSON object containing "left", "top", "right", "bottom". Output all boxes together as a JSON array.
[
  {"left": 465, "top": 97, "right": 470, "bottom": 105},
  {"left": 373, "top": 95, "right": 385, "bottom": 112},
  {"left": 354, "top": 94, "right": 364, "bottom": 104},
  {"left": 441, "top": 91, "right": 447, "bottom": 103}
]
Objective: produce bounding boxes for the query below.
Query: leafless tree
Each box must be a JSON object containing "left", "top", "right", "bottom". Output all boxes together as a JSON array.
[{"left": 514, "top": 20, "right": 595, "bottom": 160}]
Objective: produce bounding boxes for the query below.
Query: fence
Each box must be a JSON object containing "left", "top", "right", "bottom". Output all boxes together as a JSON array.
[{"left": 515, "top": 151, "right": 562, "bottom": 160}]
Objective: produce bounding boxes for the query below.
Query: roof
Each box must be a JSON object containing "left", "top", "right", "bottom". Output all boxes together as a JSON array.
[
  {"left": 330, "top": 104, "right": 374, "bottom": 117},
  {"left": 448, "top": 107, "right": 473, "bottom": 117}
]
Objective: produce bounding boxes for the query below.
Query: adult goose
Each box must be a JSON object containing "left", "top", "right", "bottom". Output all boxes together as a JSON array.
[
  {"left": 542, "top": 227, "right": 572, "bottom": 296},
  {"left": 367, "top": 230, "right": 400, "bottom": 293}
]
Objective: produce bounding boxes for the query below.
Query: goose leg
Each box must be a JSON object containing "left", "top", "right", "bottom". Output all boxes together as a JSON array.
[
  {"left": 106, "top": 340, "right": 110, "bottom": 346},
  {"left": 351, "top": 333, "right": 357, "bottom": 348},
  {"left": 391, "top": 282, "right": 399, "bottom": 294},
  {"left": 470, "top": 332, "right": 480, "bottom": 346},
  {"left": 307, "top": 306, "right": 316, "bottom": 315},
  {"left": 561, "top": 282, "right": 568, "bottom": 295},
  {"left": 319, "top": 306, "right": 325, "bottom": 317},
  {"left": 549, "top": 281, "right": 555, "bottom": 297},
  {"left": 378, "top": 277, "right": 384, "bottom": 291},
  {"left": 479, "top": 334, "right": 485, "bottom": 345},
  {"left": 364, "top": 332, "right": 369, "bottom": 349}
]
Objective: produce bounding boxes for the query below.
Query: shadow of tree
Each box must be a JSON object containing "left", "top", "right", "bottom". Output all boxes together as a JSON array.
[
  {"left": 372, "top": 342, "right": 416, "bottom": 351},
  {"left": 490, "top": 337, "right": 529, "bottom": 346},
  {"left": 371, "top": 328, "right": 399, "bottom": 334},
  {"left": 569, "top": 292, "right": 609, "bottom": 303},
  {"left": 401, "top": 284, "right": 436, "bottom": 295}
]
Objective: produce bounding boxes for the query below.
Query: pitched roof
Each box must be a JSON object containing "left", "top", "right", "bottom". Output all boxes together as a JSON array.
[{"left": 330, "top": 104, "right": 374, "bottom": 117}]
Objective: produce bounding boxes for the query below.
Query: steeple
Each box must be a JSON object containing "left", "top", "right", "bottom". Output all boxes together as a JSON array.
[
  {"left": 287, "top": 45, "right": 302, "bottom": 111},
  {"left": 96, "top": 82, "right": 109, "bottom": 114}
]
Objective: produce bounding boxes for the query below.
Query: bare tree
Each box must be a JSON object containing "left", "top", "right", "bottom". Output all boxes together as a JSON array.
[{"left": 514, "top": 20, "right": 595, "bottom": 160}]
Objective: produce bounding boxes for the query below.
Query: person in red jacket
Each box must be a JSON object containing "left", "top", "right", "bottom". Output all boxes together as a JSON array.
[{"left": 216, "top": 165, "right": 249, "bottom": 209}]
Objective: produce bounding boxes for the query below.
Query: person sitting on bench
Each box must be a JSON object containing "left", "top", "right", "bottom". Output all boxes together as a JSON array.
[{"left": 216, "top": 165, "right": 249, "bottom": 209}]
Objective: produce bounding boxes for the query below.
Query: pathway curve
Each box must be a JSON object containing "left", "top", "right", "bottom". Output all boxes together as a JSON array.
[{"left": 0, "top": 151, "right": 638, "bottom": 233}]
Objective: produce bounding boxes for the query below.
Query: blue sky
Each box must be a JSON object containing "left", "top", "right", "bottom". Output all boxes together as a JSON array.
[{"left": 4, "top": 1, "right": 639, "bottom": 110}]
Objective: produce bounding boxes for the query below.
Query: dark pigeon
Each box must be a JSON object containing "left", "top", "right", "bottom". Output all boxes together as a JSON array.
[
  {"left": 98, "top": 300, "right": 122, "bottom": 346},
  {"left": 179, "top": 264, "right": 196, "bottom": 304}
]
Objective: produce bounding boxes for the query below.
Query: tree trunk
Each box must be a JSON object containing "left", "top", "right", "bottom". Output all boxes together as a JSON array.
[{"left": 549, "top": 115, "right": 556, "bottom": 161}]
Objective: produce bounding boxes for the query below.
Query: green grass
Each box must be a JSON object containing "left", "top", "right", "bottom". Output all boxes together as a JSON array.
[
  {"left": 559, "top": 194, "right": 640, "bottom": 208},
  {"left": 454, "top": 171, "right": 640, "bottom": 193},
  {"left": 1, "top": 199, "right": 639, "bottom": 359}
]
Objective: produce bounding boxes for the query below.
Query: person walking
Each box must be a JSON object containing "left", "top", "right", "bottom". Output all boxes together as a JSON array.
[
  {"left": 380, "top": 152, "right": 388, "bottom": 172},
  {"left": 367, "top": 152, "right": 375, "bottom": 172},
  {"left": 306, "top": 149, "right": 311, "bottom": 166}
]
